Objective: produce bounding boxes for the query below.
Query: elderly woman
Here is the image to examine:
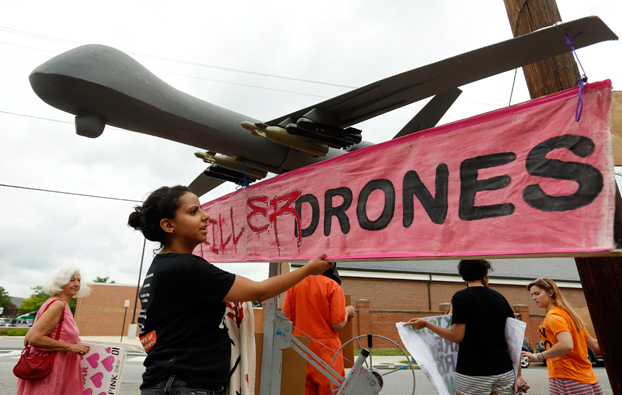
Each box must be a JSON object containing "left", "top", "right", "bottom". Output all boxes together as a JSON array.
[{"left": 16, "top": 266, "right": 91, "bottom": 395}]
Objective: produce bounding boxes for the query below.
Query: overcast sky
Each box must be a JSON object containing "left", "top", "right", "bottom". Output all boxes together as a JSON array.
[{"left": 0, "top": 0, "right": 620, "bottom": 299}]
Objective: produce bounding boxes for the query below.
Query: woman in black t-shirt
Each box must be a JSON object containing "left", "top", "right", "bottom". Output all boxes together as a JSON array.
[
  {"left": 406, "top": 260, "right": 529, "bottom": 395},
  {"left": 128, "top": 185, "right": 333, "bottom": 395}
]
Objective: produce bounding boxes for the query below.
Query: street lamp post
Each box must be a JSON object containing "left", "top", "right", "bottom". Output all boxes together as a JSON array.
[
  {"left": 120, "top": 299, "right": 129, "bottom": 342},
  {"left": 128, "top": 238, "right": 146, "bottom": 340}
]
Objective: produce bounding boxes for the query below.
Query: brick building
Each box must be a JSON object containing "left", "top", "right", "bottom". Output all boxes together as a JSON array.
[
  {"left": 292, "top": 257, "right": 586, "bottom": 349},
  {"left": 75, "top": 257, "right": 587, "bottom": 351},
  {"left": 5, "top": 296, "right": 25, "bottom": 318},
  {"left": 75, "top": 283, "right": 141, "bottom": 337}
]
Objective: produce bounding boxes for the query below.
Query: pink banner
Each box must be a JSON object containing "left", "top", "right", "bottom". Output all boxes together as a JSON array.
[{"left": 194, "top": 81, "right": 615, "bottom": 262}]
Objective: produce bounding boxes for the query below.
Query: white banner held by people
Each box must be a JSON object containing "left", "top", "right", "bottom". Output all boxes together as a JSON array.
[
  {"left": 397, "top": 315, "right": 457, "bottom": 395},
  {"left": 397, "top": 315, "right": 528, "bottom": 395},
  {"left": 505, "top": 317, "right": 527, "bottom": 377}
]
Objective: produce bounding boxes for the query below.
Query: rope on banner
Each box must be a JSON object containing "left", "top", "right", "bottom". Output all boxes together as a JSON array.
[
  {"left": 565, "top": 32, "right": 588, "bottom": 122},
  {"left": 508, "top": 0, "right": 530, "bottom": 107},
  {"left": 236, "top": 159, "right": 250, "bottom": 190}
]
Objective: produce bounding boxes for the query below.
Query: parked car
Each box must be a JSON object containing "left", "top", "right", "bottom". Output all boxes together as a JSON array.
[
  {"left": 513, "top": 313, "right": 532, "bottom": 368},
  {"left": 9, "top": 319, "right": 33, "bottom": 328},
  {"left": 576, "top": 308, "right": 605, "bottom": 367},
  {"left": 521, "top": 337, "right": 532, "bottom": 368},
  {"left": 587, "top": 347, "right": 604, "bottom": 366}
]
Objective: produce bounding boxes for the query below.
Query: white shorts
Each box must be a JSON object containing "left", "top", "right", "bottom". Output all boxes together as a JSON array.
[{"left": 455, "top": 370, "right": 515, "bottom": 395}]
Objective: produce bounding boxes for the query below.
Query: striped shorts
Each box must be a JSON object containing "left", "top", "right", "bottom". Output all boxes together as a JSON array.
[
  {"left": 549, "top": 378, "right": 604, "bottom": 395},
  {"left": 455, "top": 370, "right": 515, "bottom": 395}
]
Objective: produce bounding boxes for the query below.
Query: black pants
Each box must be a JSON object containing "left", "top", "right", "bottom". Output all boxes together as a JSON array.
[{"left": 141, "top": 376, "right": 226, "bottom": 395}]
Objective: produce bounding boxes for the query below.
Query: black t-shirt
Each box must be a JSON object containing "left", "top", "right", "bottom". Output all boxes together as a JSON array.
[
  {"left": 138, "top": 253, "right": 236, "bottom": 389},
  {"left": 451, "top": 286, "right": 515, "bottom": 376}
]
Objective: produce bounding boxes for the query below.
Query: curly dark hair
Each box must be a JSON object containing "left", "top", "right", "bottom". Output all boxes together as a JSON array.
[
  {"left": 457, "top": 259, "right": 493, "bottom": 282},
  {"left": 128, "top": 185, "right": 192, "bottom": 248}
]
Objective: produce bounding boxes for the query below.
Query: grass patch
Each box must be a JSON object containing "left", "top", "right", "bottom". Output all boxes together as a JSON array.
[{"left": 0, "top": 328, "right": 29, "bottom": 336}]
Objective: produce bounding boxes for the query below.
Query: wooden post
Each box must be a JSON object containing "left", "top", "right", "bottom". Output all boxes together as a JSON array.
[
  {"left": 503, "top": 1, "right": 622, "bottom": 393},
  {"left": 502, "top": 0, "right": 581, "bottom": 98},
  {"left": 575, "top": 188, "right": 622, "bottom": 394}
]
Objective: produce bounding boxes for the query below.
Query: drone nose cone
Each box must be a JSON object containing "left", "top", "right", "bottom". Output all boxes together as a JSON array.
[
  {"left": 30, "top": 44, "right": 115, "bottom": 74},
  {"left": 28, "top": 45, "right": 154, "bottom": 115}
]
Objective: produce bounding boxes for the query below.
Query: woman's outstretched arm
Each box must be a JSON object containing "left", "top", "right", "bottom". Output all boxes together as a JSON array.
[
  {"left": 522, "top": 331, "right": 573, "bottom": 362},
  {"left": 223, "top": 255, "right": 333, "bottom": 302}
]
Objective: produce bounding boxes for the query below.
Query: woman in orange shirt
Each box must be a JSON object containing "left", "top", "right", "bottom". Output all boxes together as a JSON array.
[{"left": 522, "top": 278, "right": 603, "bottom": 395}]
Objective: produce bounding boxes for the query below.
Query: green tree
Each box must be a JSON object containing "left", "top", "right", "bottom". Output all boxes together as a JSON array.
[
  {"left": 69, "top": 298, "right": 77, "bottom": 314},
  {"left": 17, "top": 286, "right": 49, "bottom": 315},
  {"left": 17, "top": 286, "right": 78, "bottom": 315},
  {"left": 0, "top": 286, "right": 11, "bottom": 316},
  {"left": 93, "top": 276, "right": 115, "bottom": 283}
]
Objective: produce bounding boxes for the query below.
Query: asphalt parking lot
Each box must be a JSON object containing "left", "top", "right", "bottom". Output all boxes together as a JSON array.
[{"left": 0, "top": 336, "right": 613, "bottom": 394}]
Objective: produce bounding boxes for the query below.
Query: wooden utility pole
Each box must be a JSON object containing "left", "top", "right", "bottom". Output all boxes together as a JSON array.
[
  {"left": 503, "top": 0, "right": 581, "bottom": 98},
  {"left": 503, "top": 1, "right": 622, "bottom": 394}
]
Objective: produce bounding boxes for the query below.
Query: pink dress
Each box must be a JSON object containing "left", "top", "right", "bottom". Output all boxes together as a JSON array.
[{"left": 16, "top": 298, "right": 83, "bottom": 395}]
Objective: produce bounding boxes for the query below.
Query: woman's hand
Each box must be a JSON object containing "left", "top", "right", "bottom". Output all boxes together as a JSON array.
[
  {"left": 224, "top": 254, "right": 333, "bottom": 302},
  {"left": 68, "top": 343, "right": 90, "bottom": 356},
  {"left": 303, "top": 254, "right": 334, "bottom": 275},
  {"left": 405, "top": 318, "right": 428, "bottom": 330},
  {"left": 346, "top": 305, "right": 355, "bottom": 320},
  {"left": 586, "top": 336, "right": 599, "bottom": 350},
  {"left": 405, "top": 319, "right": 465, "bottom": 343},
  {"left": 521, "top": 350, "right": 537, "bottom": 362},
  {"left": 514, "top": 375, "right": 529, "bottom": 393}
]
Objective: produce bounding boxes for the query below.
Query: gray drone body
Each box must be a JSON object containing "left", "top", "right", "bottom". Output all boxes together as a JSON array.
[{"left": 28, "top": 17, "right": 617, "bottom": 196}]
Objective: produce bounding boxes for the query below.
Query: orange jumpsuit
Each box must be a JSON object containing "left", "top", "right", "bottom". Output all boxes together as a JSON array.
[{"left": 283, "top": 275, "right": 346, "bottom": 395}]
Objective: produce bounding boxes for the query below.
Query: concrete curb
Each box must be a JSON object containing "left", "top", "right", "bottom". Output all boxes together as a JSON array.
[{"left": 373, "top": 363, "right": 420, "bottom": 370}]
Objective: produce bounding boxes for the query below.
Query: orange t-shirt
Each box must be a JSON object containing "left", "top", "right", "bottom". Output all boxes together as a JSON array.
[
  {"left": 539, "top": 307, "right": 597, "bottom": 384},
  {"left": 282, "top": 274, "right": 347, "bottom": 388},
  {"left": 283, "top": 275, "right": 346, "bottom": 341}
]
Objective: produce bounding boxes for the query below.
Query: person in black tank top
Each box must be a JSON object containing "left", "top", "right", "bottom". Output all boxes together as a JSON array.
[
  {"left": 406, "top": 260, "right": 529, "bottom": 395},
  {"left": 128, "top": 185, "right": 335, "bottom": 394}
]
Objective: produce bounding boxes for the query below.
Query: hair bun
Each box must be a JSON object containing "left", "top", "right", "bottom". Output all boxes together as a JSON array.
[
  {"left": 128, "top": 185, "right": 192, "bottom": 248},
  {"left": 127, "top": 207, "right": 145, "bottom": 230}
]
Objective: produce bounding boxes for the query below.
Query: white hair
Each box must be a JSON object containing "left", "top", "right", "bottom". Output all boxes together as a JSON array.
[{"left": 42, "top": 266, "right": 91, "bottom": 298}]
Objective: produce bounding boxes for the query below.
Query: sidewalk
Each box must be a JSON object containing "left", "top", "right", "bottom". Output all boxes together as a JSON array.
[
  {"left": 365, "top": 355, "right": 420, "bottom": 370},
  {"left": 4, "top": 335, "right": 408, "bottom": 367}
]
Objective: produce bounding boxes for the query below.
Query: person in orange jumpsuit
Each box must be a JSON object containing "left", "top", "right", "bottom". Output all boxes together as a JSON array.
[{"left": 283, "top": 266, "right": 354, "bottom": 395}]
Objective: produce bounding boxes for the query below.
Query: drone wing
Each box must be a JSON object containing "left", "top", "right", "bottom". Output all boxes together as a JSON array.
[
  {"left": 188, "top": 174, "right": 226, "bottom": 197},
  {"left": 265, "top": 16, "right": 616, "bottom": 131},
  {"left": 192, "top": 16, "right": 617, "bottom": 197}
]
